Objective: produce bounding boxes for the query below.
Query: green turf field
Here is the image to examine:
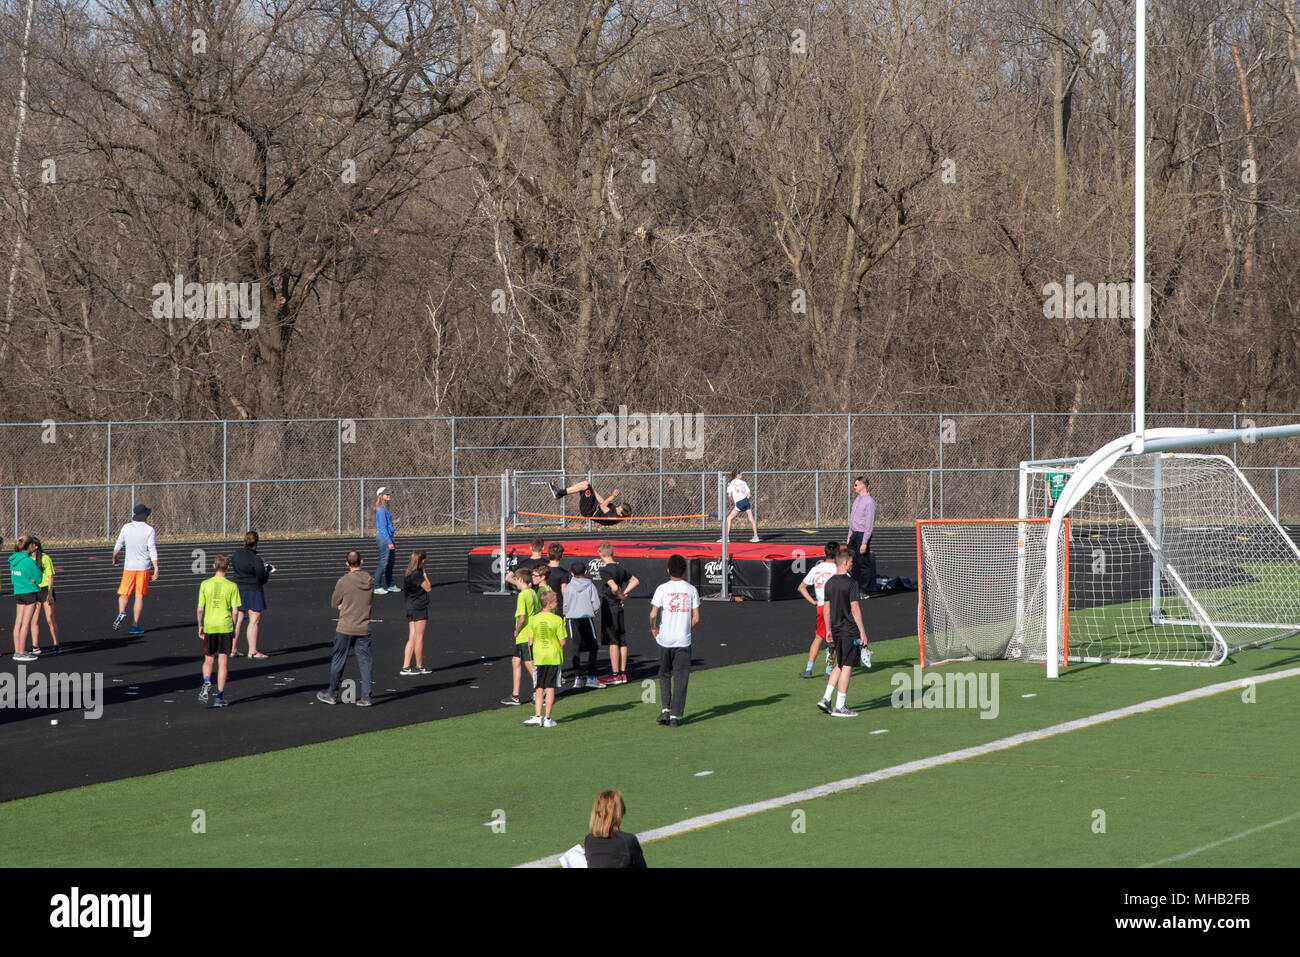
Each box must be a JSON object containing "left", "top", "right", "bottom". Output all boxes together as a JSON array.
[{"left": 2, "top": 635, "right": 1298, "bottom": 867}]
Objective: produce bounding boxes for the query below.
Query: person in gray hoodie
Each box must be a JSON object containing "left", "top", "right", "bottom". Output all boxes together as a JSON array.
[
  {"left": 317, "top": 551, "right": 375, "bottom": 707},
  {"left": 564, "top": 561, "right": 603, "bottom": 690}
]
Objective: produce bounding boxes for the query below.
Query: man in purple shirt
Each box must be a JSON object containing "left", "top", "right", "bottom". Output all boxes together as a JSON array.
[{"left": 846, "top": 476, "right": 877, "bottom": 593}]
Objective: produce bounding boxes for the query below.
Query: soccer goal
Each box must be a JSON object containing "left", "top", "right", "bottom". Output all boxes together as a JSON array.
[
  {"left": 916, "top": 518, "right": 1068, "bottom": 669},
  {"left": 1020, "top": 452, "right": 1300, "bottom": 667}
]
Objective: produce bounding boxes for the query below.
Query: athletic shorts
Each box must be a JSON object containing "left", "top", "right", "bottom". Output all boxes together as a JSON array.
[
  {"left": 204, "top": 632, "right": 233, "bottom": 657},
  {"left": 239, "top": 588, "right": 267, "bottom": 612},
  {"left": 600, "top": 603, "right": 626, "bottom": 646},
  {"left": 35, "top": 587, "right": 49, "bottom": 603},
  {"left": 513, "top": 641, "right": 532, "bottom": 662},
  {"left": 832, "top": 633, "right": 862, "bottom": 669},
  {"left": 734, "top": 497, "right": 751, "bottom": 512},
  {"left": 534, "top": 665, "right": 559, "bottom": 689},
  {"left": 406, "top": 607, "right": 428, "bottom": 622},
  {"left": 14, "top": 593, "right": 39, "bottom": 605},
  {"left": 579, "top": 492, "right": 598, "bottom": 517},
  {"left": 118, "top": 569, "right": 151, "bottom": 597},
  {"left": 814, "top": 606, "right": 828, "bottom": 640}
]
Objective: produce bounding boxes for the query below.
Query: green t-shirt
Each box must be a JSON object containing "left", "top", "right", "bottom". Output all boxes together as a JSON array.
[
  {"left": 38, "top": 553, "right": 53, "bottom": 589},
  {"left": 528, "top": 611, "right": 566, "bottom": 666},
  {"left": 198, "top": 575, "right": 242, "bottom": 635},
  {"left": 514, "top": 588, "right": 540, "bottom": 643}
]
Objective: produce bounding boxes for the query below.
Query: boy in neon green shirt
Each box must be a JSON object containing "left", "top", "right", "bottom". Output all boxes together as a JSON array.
[
  {"left": 523, "top": 590, "right": 566, "bottom": 727},
  {"left": 501, "top": 568, "right": 539, "bottom": 707},
  {"left": 197, "top": 555, "right": 242, "bottom": 708}
]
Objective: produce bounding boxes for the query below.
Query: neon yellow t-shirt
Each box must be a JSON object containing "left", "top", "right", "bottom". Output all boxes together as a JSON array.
[
  {"left": 38, "top": 553, "right": 53, "bottom": 589},
  {"left": 198, "top": 576, "right": 242, "bottom": 635},
  {"left": 528, "top": 611, "right": 566, "bottom": 667},
  {"left": 514, "top": 588, "right": 540, "bottom": 643}
]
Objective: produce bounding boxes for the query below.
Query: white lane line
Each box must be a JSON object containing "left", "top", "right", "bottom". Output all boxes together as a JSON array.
[
  {"left": 1140, "top": 809, "right": 1300, "bottom": 867},
  {"left": 516, "top": 667, "right": 1300, "bottom": 868}
]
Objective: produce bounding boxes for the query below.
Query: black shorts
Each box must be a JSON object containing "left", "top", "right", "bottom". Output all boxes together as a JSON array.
[
  {"left": 600, "top": 603, "right": 626, "bottom": 646},
  {"left": 832, "top": 633, "right": 862, "bottom": 669},
  {"left": 579, "top": 491, "right": 598, "bottom": 517},
  {"left": 513, "top": 641, "right": 532, "bottom": 662},
  {"left": 406, "top": 606, "right": 428, "bottom": 622},
  {"left": 14, "top": 593, "right": 39, "bottom": 605},
  {"left": 204, "top": 632, "right": 233, "bottom": 657},
  {"left": 534, "top": 665, "right": 560, "bottom": 688},
  {"left": 35, "top": 587, "right": 49, "bottom": 603}
]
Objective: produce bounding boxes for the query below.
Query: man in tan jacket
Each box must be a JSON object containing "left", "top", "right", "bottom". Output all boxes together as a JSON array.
[{"left": 317, "top": 551, "right": 376, "bottom": 707}]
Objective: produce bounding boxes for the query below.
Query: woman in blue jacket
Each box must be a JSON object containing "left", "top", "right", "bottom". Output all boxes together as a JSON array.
[{"left": 374, "top": 487, "right": 397, "bottom": 594}]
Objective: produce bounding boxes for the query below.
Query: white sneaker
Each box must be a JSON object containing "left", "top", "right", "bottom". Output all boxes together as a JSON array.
[
  {"left": 523, "top": 715, "right": 543, "bottom": 726},
  {"left": 750, "top": 536, "right": 760, "bottom": 542},
  {"left": 572, "top": 675, "right": 584, "bottom": 690},
  {"left": 543, "top": 718, "right": 558, "bottom": 728},
  {"left": 862, "top": 647, "right": 872, "bottom": 669},
  {"left": 830, "top": 706, "right": 859, "bottom": 717},
  {"left": 372, "top": 588, "right": 386, "bottom": 595},
  {"left": 584, "top": 676, "right": 603, "bottom": 689}
]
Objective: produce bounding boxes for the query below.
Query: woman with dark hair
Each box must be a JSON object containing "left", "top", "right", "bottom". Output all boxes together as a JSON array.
[
  {"left": 231, "top": 530, "right": 275, "bottom": 658},
  {"left": 28, "top": 537, "right": 61, "bottom": 654},
  {"left": 9, "top": 536, "right": 43, "bottom": 662},
  {"left": 401, "top": 550, "right": 432, "bottom": 675},
  {"left": 583, "top": 790, "right": 647, "bottom": 868}
]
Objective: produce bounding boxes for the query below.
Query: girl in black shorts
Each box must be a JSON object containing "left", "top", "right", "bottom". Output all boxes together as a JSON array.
[{"left": 401, "top": 551, "right": 432, "bottom": 675}]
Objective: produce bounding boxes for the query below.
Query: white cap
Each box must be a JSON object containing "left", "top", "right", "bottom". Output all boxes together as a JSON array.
[{"left": 376, "top": 486, "right": 392, "bottom": 496}]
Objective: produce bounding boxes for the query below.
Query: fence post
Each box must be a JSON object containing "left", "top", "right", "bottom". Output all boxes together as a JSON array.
[
  {"left": 474, "top": 475, "right": 479, "bottom": 535},
  {"left": 560, "top": 414, "right": 566, "bottom": 478},
  {"left": 928, "top": 470, "right": 934, "bottom": 519},
  {"left": 106, "top": 421, "right": 113, "bottom": 539},
  {"left": 814, "top": 471, "right": 820, "bottom": 526},
  {"left": 246, "top": 480, "right": 251, "bottom": 531},
  {"left": 753, "top": 414, "right": 759, "bottom": 476},
  {"left": 450, "top": 418, "right": 456, "bottom": 531},
  {"left": 12, "top": 486, "right": 17, "bottom": 539},
  {"left": 845, "top": 414, "right": 852, "bottom": 512},
  {"left": 337, "top": 418, "right": 343, "bottom": 534},
  {"left": 360, "top": 481, "right": 366, "bottom": 536},
  {"left": 1029, "top": 412, "right": 1035, "bottom": 461},
  {"left": 701, "top": 471, "right": 706, "bottom": 530},
  {"left": 1276, "top": 468, "right": 1280, "bottom": 520},
  {"left": 937, "top": 415, "right": 944, "bottom": 518},
  {"left": 658, "top": 443, "right": 664, "bottom": 530},
  {"left": 222, "top": 420, "right": 228, "bottom": 536}
]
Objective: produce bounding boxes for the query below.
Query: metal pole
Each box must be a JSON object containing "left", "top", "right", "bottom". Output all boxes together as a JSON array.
[
  {"left": 659, "top": 442, "right": 664, "bottom": 530},
  {"left": 12, "top": 486, "right": 17, "bottom": 538},
  {"left": 1029, "top": 412, "right": 1035, "bottom": 461},
  {"left": 700, "top": 471, "right": 706, "bottom": 530},
  {"left": 222, "top": 420, "right": 228, "bottom": 536},
  {"left": 560, "top": 414, "right": 566, "bottom": 479},
  {"left": 705, "top": 471, "right": 730, "bottom": 601},
  {"left": 485, "top": 471, "right": 512, "bottom": 596},
  {"left": 815, "top": 471, "right": 820, "bottom": 527},
  {"left": 106, "top": 422, "right": 112, "bottom": 539},
  {"left": 937, "top": 414, "right": 944, "bottom": 518},
  {"left": 586, "top": 469, "right": 593, "bottom": 533},
  {"left": 474, "top": 475, "right": 479, "bottom": 535},
  {"left": 337, "top": 418, "right": 343, "bottom": 534},
  {"left": 928, "top": 470, "right": 934, "bottom": 519},
  {"left": 753, "top": 414, "right": 758, "bottom": 476},
  {"left": 450, "top": 418, "right": 456, "bottom": 531},
  {"left": 360, "top": 481, "right": 366, "bottom": 537},
  {"left": 246, "top": 480, "right": 251, "bottom": 531},
  {"left": 846, "top": 414, "right": 852, "bottom": 509}
]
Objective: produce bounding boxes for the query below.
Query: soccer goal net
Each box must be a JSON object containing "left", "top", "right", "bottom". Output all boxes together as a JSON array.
[
  {"left": 1021, "top": 452, "right": 1300, "bottom": 666},
  {"left": 917, "top": 518, "right": 1068, "bottom": 668}
]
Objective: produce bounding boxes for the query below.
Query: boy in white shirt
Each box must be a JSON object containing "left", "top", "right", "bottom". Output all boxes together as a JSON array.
[
  {"left": 796, "top": 541, "right": 841, "bottom": 678},
  {"left": 649, "top": 554, "right": 700, "bottom": 727},
  {"left": 112, "top": 504, "right": 160, "bottom": 635},
  {"left": 720, "top": 470, "right": 759, "bottom": 543}
]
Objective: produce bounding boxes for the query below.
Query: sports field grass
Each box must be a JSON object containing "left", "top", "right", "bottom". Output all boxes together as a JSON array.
[{"left": 2, "top": 635, "right": 1297, "bottom": 867}]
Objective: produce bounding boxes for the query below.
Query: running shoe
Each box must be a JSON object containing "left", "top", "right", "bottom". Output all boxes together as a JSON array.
[
  {"left": 798, "top": 668, "right": 815, "bottom": 678},
  {"left": 572, "top": 675, "right": 584, "bottom": 690},
  {"left": 549, "top": 482, "right": 564, "bottom": 500},
  {"left": 386, "top": 586, "right": 401, "bottom": 594},
  {"left": 13, "top": 653, "right": 36, "bottom": 662},
  {"left": 112, "top": 611, "right": 126, "bottom": 631},
  {"left": 657, "top": 709, "right": 670, "bottom": 725},
  {"left": 750, "top": 536, "right": 760, "bottom": 542},
  {"left": 316, "top": 691, "right": 338, "bottom": 705},
  {"left": 543, "top": 718, "right": 558, "bottom": 728},
  {"left": 400, "top": 667, "right": 418, "bottom": 676},
  {"left": 373, "top": 588, "right": 386, "bottom": 595},
  {"left": 816, "top": 698, "right": 832, "bottom": 715},
  {"left": 584, "top": 676, "right": 603, "bottom": 689},
  {"left": 198, "top": 683, "right": 210, "bottom": 703},
  {"left": 30, "top": 647, "right": 41, "bottom": 656},
  {"left": 417, "top": 667, "right": 432, "bottom": 675},
  {"left": 862, "top": 647, "right": 873, "bottom": 669},
  {"left": 597, "top": 674, "right": 619, "bottom": 686},
  {"left": 830, "top": 706, "right": 858, "bottom": 718},
  {"left": 614, "top": 673, "right": 628, "bottom": 685},
  {"left": 213, "top": 696, "right": 229, "bottom": 708},
  {"left": 355, "top": 699, "right": 372, "bottom": 707},
  {"left": 523, "top": 715, "right": 543, "bottom": 726},
  {"left": 129, "top": 626, "right": 145, "bottom": 636},
  {"left": 500, "top": 695, "right": 521, "bottom": 706},
  {"left": 668, "top": 717, "right": 679, "bottom": 727}
]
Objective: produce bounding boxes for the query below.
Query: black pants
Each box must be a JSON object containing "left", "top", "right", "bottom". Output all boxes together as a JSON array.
[
  {"left": 848, "top": 531, "right": 875, "bottom": 593},
  {"left": 568, "top": 618, "right": 598, "bottom": 676},
  {"left": 658, "top": 645, "right": 691, "bottom": 718}
]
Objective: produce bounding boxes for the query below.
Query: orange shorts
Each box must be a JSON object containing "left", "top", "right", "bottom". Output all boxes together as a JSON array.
[{"left": 118, "top": 569, "right": 151, "bottom": 597}]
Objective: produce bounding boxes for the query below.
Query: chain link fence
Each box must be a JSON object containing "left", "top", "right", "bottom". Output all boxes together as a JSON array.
[{"left": 2, "top": 413, "right": 1299, "bottom": 543}]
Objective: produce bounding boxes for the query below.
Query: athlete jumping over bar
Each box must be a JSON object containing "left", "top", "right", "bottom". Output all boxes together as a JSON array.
[{"left": 550, "top": 479, "right": 634, "bottom": 526}]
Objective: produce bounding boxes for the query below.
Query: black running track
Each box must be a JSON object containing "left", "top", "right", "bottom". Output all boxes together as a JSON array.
[{"left": 0, "top": 527, "right": 917, "bottom": 803}]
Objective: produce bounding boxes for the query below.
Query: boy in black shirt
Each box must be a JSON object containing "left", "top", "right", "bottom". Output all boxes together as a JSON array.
[
  {"left": 551, "top": 478, "right": 633, "bottom": 526},
  {"left": 816, "top": 548, "right": 871, "bottom": 717},
  {"left": 595, "top": 541, "right": 639, "bottom": 685},
  {"left": 545, "top": 542, "right": 571, "bottom": 617}
]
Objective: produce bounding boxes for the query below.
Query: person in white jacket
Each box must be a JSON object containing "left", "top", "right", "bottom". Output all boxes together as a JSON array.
[{"left": 112, "top": 504, "right": 159, "bottom": 635}]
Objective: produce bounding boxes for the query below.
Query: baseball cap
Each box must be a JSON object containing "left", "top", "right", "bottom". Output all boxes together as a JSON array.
[{"left": 376, "top": 486, "right": 392, "bottom": 496}]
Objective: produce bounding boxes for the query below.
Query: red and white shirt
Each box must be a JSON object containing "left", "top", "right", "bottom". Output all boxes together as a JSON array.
[
  {"left": 651, "top": 579, "right": 700, "bottom": 648},
  {"left": 801, "top": 560, "right": 838, "bottom": 606}
]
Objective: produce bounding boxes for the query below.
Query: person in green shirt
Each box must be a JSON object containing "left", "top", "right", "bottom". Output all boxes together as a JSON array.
[
  {"left": 502, "top": 568, "right": 539, "bottom": 706},
  {"left": 8, "top": 536, "right": 43, "bottom": 662},
  {"left": 197, "top": 555, "right": 242, "bottom": 708},
  {"left": 29, "top": 537, "right": 61, "bottom": 655},
  {"left": 523, "top": 589, "right": 566, "bottom": 728}
]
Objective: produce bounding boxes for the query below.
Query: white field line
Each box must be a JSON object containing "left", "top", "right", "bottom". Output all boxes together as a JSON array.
[
  {"left": 1140, "top": 809, "right": 1300, "bottom": 867},
  {"left": 516, "top": 667, "right": 1300, "bottom": 868}
]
